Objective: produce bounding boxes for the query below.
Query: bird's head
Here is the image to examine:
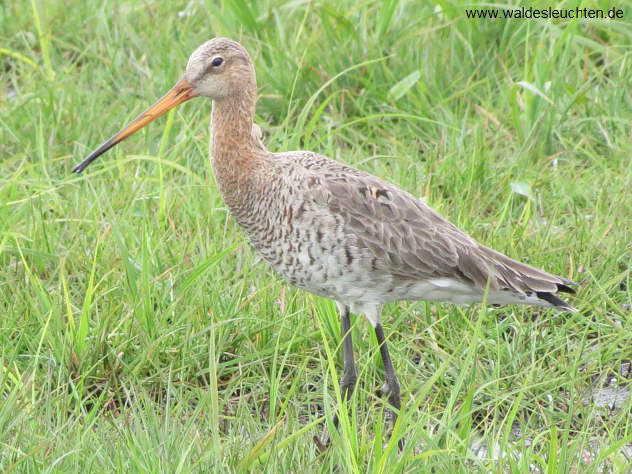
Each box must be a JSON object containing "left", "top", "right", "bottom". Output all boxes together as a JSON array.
[
  {"left": 185, "top": 37, "right": 256, "bottom": 100},
  {"left": 72, "top": 37, "right": 255, "bottom": 173}
]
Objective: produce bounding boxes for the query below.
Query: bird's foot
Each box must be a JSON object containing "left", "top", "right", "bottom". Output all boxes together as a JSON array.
[
  {"left": 313, "top": 430, "right": 331, "bottom": 454},
  {"left": 375, "top": 383, "right": 405, "bottom": 451}
]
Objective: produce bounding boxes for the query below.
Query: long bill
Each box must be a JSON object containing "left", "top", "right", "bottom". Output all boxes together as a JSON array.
[{"left": 72, "top": 77, "right": 197, "bottom": 173}]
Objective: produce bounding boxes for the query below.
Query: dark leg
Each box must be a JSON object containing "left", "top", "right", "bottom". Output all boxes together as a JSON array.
[
  {"left": 375, "top": 323, "right": 403, "bottom": 449},
  {"left": 333, "top": 305, "right": 357, "bottom": 427},
  {"left": 315, "top": 305, "right": 357, "bottom": 452}
]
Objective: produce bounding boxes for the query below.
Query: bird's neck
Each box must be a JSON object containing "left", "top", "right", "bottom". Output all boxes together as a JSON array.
[
  {"left": 209, "top": 83, "right": 265, "bottom": 212},
  {"left": 210, "top": 84, "right": 258, "bottom": 155}
]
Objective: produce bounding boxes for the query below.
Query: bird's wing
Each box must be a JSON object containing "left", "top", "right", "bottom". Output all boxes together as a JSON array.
[
  {"left": 318, "top": 168, "right": 473, "bottom": 280},
  {"left": 294, "top": 152, "right": 575, "bottom": 296}
]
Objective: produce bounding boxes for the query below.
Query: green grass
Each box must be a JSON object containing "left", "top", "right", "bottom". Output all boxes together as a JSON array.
[{"left": 1, "top": 0, "right": 631, "bottom": 472}]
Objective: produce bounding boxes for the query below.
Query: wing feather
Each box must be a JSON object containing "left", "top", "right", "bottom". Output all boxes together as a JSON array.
[
  {"left": 283, "top": 152, "right": 575, "bottom": 301},
  {"left": 314, "top": 162, "right": 467, "bottom": 280}
]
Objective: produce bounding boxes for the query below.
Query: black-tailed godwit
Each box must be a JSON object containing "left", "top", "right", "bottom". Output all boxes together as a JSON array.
[{"left": 73, "top": 38, "right": 576, "bottom": 450}]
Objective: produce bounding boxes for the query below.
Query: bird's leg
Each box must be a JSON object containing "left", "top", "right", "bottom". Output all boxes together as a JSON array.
[
  {"left": 315, "top": 305, "right": 357, "bottom": 452},
  {"left": 334, "top": 305, "right": 358, "bottom": 426},
  {"left": 375, "top": 323, "right": 404, "bottom": 450}
]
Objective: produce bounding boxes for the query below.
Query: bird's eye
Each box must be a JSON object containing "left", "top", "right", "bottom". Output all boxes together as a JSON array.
[{"left": 211, "top": 56, "right": 224, "bottom": 67}]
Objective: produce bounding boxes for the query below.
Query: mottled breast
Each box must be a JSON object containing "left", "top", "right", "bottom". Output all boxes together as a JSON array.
[{"left": 226, "top": 152, "right": 394, "bottom": 302}]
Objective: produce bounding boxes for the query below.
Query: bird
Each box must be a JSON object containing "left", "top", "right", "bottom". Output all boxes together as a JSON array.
[{"left": 73, "top": 37, "right": 577, "bottom": 450}]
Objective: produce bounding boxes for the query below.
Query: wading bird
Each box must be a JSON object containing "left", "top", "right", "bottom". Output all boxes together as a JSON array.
[{"left": 73, "top": 38, "right": 576, "bottom": 450}]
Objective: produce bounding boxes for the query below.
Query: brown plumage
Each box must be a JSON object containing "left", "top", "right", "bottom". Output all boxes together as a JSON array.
[{"left": 73, "top": 38, "right": 577, "bottom": 450}]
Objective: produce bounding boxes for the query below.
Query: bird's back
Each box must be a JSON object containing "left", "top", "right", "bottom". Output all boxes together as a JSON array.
[{"left": 226, "top": 149, "right": 576, "bottom": 312}]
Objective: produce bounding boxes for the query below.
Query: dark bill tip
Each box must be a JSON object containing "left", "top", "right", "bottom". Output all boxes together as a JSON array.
[
  {"left": 72, "top": 136, "right": 119, "bottom": 173},
  {"left": 72, "top": 77, "right": 196, "bottom": 174}
]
